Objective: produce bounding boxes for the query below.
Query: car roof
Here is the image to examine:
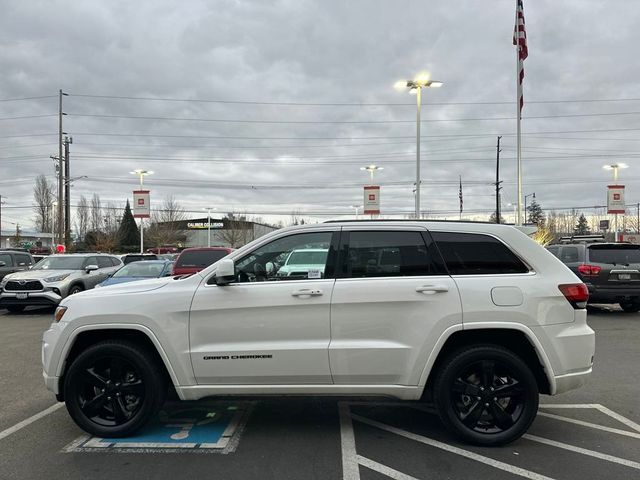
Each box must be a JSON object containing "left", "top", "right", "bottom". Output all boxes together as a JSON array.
[
  {"left": 48, "top": 253, "right": 116, "bottom": 257},
  {"left": 124, "top": 259, "right": 171, "bottom": 265},
  {"left": 282, "top": 220, "right": 523, "bottom": 234},
  {"left": 180, "top": 247, "right": 232, "bottom": 252}
]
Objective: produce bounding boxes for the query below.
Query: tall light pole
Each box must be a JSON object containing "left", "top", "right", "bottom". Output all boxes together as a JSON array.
[
  {"left": 130, "top": 169, "right": 153, "bottom": 253},
  {"left": 395, "top": 73, "right": 443, "bottom": 218},
  {"left": 349, "top": 205, "right": 361, "bottom": 219},
  {"left": 603, "top": 163, "right": 628, "bottom": 242},
  {"left": 203, "top": 207, "right": 217, "bottom": 247},
  {"left": 360, "top": 164, "right": 383, "bottom": 183},
  {"left": 524, "top": 192, "right": 535, "bottom": 224}
]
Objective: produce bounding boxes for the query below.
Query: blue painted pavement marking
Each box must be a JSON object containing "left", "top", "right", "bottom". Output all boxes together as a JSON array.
[{"left": 64, "top": 400, "right": 255, "bottom": 454}]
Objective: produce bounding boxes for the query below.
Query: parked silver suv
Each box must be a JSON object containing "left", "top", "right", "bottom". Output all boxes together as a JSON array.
[{"left": 0, "top": 253, "right": 121, "bottom": 313}]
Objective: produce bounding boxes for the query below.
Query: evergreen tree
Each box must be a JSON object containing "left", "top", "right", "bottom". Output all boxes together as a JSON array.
[
  {"left": 574, "top": 214, "right": 591, "bottom": 235},
  {"left": 117, "top": 200, "right": 139, "bottom": 250},
  {"left": 527, "top": 199, "right": 545, "bottom": 226}
]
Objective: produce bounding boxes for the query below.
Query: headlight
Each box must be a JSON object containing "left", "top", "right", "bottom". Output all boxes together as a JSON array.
[
  {"left": 43, "top": 273, "right": 71, "bottom": 283},
  {"left": 54, "top": 306, "right": 67, "bottom": 323}
]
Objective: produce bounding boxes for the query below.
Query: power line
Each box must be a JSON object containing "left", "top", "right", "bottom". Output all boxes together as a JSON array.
[
  {"left": 67, "top": 110, "right": 640, "bottom": 124},
  {"left": 0, "top": 95, "right": 57, "bottom": 102},
  {"left": 0, "top": 114, "right": 57, "bottom": 121},
  {"left": 67, "top": 92, "right": 640, "bottom": 107}
]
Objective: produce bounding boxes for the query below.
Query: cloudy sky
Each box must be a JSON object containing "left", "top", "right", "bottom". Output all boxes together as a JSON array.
[{"left": 1, "top": 0, "right": 639, "bottom": 230}]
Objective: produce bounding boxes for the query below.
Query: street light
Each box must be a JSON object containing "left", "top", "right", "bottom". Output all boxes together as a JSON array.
[
  {"left": 603, "top": 163, "right": 628, "bottom": 182},
  {"left": 349, "top": 205, "right": 361, "bottom": 219},
  {"left": 395, "top": 72, "right": 443, "bottom": 219},
  {"left": 203, "top": 207, "right": 218, "bottom": 247},
  {"left": 603, "top": 163, "right": 628, "bottom": 242},
  {"left": 130, "top": 169, "right": 154, "bottom": 253},
  {"left": 524, "top": 192, "right": 536, "bottom": 224},
  {"left": 360, "top": 164, "right": 383, "bottom": 183}
]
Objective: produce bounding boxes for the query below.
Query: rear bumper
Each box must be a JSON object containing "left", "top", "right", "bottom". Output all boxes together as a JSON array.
[
  {"left": 0, "top": 290, "right": 62, "bottom": 307},
  {"left": 554, "top": 368, "right": 592, "bottom": 393},
  {"left": 586, "top": 283, "right": 640, "bottom": 302}
]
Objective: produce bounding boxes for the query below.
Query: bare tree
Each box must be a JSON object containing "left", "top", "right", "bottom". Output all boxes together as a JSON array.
[
  {"left": 216, "top": 213, "right": 256, "bottom": 248},
  {"left": 32, "top": 174, "right": 54, "bottom": 233},
  {"left": 90, "top": 193, "right": 102, "bottom": 232},
  {"left": 75, "top": 195, "right": 89, "bottom": 241},
  {"left": 145, "top": 195, "right": 187, "bottom": 249}
]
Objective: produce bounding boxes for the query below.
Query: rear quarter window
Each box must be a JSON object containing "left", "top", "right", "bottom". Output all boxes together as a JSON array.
[{"left": 431, "top": 232, "right": 529, "bottom": 275}]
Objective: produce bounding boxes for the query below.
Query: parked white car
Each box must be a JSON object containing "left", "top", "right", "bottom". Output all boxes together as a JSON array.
[{"left": 42, "top": 221, "right": 594, "bottom": 445}]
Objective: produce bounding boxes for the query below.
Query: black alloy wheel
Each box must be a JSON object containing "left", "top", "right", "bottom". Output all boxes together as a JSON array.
[
  {"left": 64, "top": 340, "right": 166, "bottom": 437},
  {"left": 68, "top": 285, "right": 84, "bottom": 295},
  {"left": 434, "top": 345, "right": 539, "bottom": 446}
]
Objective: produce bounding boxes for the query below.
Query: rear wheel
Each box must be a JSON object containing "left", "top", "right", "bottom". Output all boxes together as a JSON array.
[
  {"left": 6, "top": 305, "right": 25, "bottom": 313},
  {"left": 620, "top": 301, "right": 640, "bottom": 313},
  {"left": 433, "top": 345, "right": 539, "bottom": 446},
  {"left": 64, "top": 340, "right": 166, "bottom": 437}
]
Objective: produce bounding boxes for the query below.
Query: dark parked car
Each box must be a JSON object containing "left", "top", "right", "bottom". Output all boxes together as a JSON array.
[
  {"left": 0, "top": 250, "right": 35, "bottom": 282},
  {"left": 172, "top": 247, "right": 233, "bottom": 276},
  {"left": 548, "top": 240, "right": 640, "bottom": 311},
  {"left": 120, "top": 253, "right": 158, "bottom": 265}
]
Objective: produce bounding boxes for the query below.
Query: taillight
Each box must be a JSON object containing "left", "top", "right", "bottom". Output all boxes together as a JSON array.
[
  {"left": 558, "top": 283, "right": 589, "bottom": 309},
  {"left": 577, "top": 264, "right": 601, "bottom": 276}
]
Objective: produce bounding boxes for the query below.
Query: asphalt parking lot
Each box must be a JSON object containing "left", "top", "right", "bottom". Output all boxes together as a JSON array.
[{"left": 0, "top": 306, "right": 638, "bottom": 480}]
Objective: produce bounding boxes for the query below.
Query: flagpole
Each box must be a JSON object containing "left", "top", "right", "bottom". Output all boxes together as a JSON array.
[{"left": 515, "top": 0, "right": 523, "bottom": 226}]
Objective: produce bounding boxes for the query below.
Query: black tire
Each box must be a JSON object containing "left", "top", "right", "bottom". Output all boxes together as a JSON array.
[
  {"left": 67, "top": 284, "right": 84, "bottom": 296},
  {"left": 620, "top": 301, "right": 640, "bottom": 313},
  {"left": 6, "top": 305, "right": 26, "bottom": 313},
  {"left": 64, "top": 340, "right": 166, "bottom": 437},
  {"left": 433, "top": 344, "right": 539, "bottom": 446}
]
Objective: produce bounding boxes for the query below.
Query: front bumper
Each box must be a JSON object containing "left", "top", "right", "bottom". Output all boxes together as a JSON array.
[{"left": 0, "top": 290, "right": 62, "bottom": 307}]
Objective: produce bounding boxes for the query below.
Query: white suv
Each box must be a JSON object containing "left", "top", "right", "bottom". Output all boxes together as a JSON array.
[{"left": 42, "top": 221, "right": 594, "bottom": 446}]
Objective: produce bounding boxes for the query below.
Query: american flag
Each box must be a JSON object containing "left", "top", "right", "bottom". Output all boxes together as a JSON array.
[
  {"left": 458, "top": 176, "right": 463, "bottom": 216},
  {"left": 513, "top": 0, "right": 528, "bottom": 112}
]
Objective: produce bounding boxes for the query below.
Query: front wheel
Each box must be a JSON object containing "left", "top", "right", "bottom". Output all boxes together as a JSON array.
[
  {"left": 433, "top": 345, "right": 539, "bottom": 446},
  {"left": 67, "top": 285, "right": 84, "bottom": 296},
  {"left": 63, "top": 340, "right": 166, "bottom": 437}
]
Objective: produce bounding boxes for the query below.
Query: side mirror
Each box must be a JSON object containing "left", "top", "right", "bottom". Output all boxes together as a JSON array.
[
  {"left": 85, "top": 264, "right": 99, "bottom": 273},
  {"left": 214, "top": 258, "right": 235, "bottom": 285}
]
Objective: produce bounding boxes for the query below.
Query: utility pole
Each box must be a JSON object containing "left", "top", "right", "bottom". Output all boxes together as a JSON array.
[
  {"left": 495, "top": 136, "right": 502, "bottom": 223},
  {"left": 57, "top": 90, "right": 70, "bottom": 246},
  {"left": 64, "top": 136, "right": 73, "bottom": 249},
  {"left": 0, "top": 195, "right": 4, "bottom": 247}
]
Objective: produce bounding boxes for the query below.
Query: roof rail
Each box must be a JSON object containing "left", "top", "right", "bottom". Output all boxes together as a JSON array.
[
  {"left": 322, "top": 219, "right": 502, "bottom": 225},
  {"left": 558, "top": 234, "right": 606, "bottom": 244}
]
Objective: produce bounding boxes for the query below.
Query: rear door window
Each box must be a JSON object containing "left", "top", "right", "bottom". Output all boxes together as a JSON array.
[
  {"left": 97, "top": 257, "right": 113, "bottom": 269},
  {"left": 431, "top": 232, "right": 529, "bottom": 275},
  {"left": 343, "top": 231, "right": 444, "bottom": 278},
  {"left": 588, "top": 245, "right": 640, "bottom": 265}
]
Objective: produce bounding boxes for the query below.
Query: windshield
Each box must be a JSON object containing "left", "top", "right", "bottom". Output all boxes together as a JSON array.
[
  {"left": 113, "top": 262, "right": 167, "bottom": 278},
  {"left": 286, "top": 250, "right": 328, "bottom": 265},
  {"left": 32, "top": 256, "right": 85, "bottom": 270},
  {"left": 588, "top": 246, "right": 640, "bottom": 265},
  {"left": 176, "top": 250, "right": 228, "bottom": 268}
]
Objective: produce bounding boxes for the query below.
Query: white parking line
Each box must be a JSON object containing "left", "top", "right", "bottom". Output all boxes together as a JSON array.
[
  {"left": 351, "top": 414, "right": 556, "bottom": 480},
  {"left": 339, "top": 402, "right": 361, "bottom": 480},
  {"left": 0, "top": 403, "right": 65, "bottom": 441},
  {"left": 357, "top": 455, "right": 421, "bottom": 480},
  {"left": 594, "top": 405, "right": 640, "bottom": 433},
  {"left": 524, "top": 434, "right": 640, "bottom": 470},
  {"left": 537, "top": 411, "right": 640, "bottom": 439}
]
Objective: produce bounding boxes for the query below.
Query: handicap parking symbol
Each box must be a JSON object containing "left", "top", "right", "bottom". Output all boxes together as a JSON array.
[{"left": 65, "top": 400, "right": 255, "bottom": 454}]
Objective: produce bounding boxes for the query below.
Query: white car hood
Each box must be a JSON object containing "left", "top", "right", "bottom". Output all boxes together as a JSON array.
[{"left": 87, "top": 277, "right": 173, "bottom": 295}]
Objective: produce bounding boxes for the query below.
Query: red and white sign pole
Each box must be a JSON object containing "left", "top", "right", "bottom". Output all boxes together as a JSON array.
[
  {"left": 131, "top": 169, "right": 153, "bottom": 253},
  {"left": 363, "top": 185, "right": 381, "bottom": 217},
  {"left": 607, "top": 184, "right": 625, "bottom": 242}
]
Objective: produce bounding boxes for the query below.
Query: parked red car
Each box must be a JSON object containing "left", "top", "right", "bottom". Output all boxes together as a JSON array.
[{"left": 172, "top": 247, "right": 233, "bottom": 275}]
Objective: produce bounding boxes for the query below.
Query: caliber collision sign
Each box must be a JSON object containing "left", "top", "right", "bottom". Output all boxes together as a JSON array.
[
  {"left": 363, "top": 185, "right": 380, "bottom": 215},
  {"left": 133, "top": 190, "right": 150, "bottom": 218},
  {"left": 607, "top": 185, "right": 625, "bottom": 214}
]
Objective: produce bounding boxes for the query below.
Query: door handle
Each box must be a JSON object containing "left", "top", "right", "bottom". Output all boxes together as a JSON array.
[
  {"left": 415, "top": 285, "right": 449, "bottom": 294},
  {"left": 291, "top": 289, "right": 323, "bottom": 297}
]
